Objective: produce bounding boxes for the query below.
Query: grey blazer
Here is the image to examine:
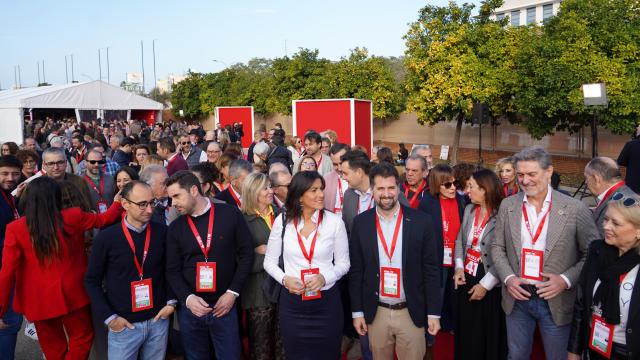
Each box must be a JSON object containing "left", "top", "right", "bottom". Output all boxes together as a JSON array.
[
  {"left": 454, "top": 204, "right": 499, "bottom": 284},
  {"left": 342, "top": 188, "right": 410, "bottom": 234},
  {"left": 593, "top": 184, "right": 636, "bottom": 238},
  {"left": 489, "top": 190, "right": 600, "bottom": 326}
]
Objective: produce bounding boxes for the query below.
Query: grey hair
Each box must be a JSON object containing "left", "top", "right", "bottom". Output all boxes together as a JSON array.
[
  {"left": 139, "top": 164, "right": 167, "bottom": 186},
  {"left": 585, "top": 157, "right": 621, "bottom": 182},
  {"left": 406, "top": 154, "right": 428, "bottom": 171},
  {"left": 410, "top": 144, "right": 431, "bottom": 156},
  {"left": 269, "top": 170, "right": 288, "bottom": 186},
  {"left": 111, "top": 135, "right": 123, "bottom": 146},
  {"left": 49, "top": 136, "right": 65, "bottom": 147},
  {"left": 229, "top": 159, "right": 253, "bottom": 179},
  {"left": 42, "top": 146, "right": 66, "bottom": 160},
  {"left": 268, "top": 162, "right": 289, "bottom": 175},
  {"left": 253, "top": 142, "right": 270, "bottom": 156},
  {"left": 513, "top": 146, "right": 553, "bottom": 170},
  {"left": 206, "top": 141, "right": 221, "bottom": 151}
]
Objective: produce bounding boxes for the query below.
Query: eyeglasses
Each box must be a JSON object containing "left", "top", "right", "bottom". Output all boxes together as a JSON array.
[
  {"left": 124, "top": 198, "right": 158, "bottom": 210},
  {"left": 441, "top": 182, "right": 455, "bottom": 189},
  {"left": 44, "top": 160, "right": 66, "bottom": 167},
  {"left": 181, "top": 142, "right": 190, "bottom": 145},
  {"left": 87, "top": 160, "right": 106, "bottom": 165},
  {"left": 611, "top": 192, "right": 639, "bottom": 207}
]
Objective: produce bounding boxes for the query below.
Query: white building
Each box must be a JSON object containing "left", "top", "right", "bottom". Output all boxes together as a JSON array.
[
  {"left": 491, "top": 0, "right": 562, "bottom": 26},
  {"left": 157, "top": 74, "right": 187, "bottom": 93}
]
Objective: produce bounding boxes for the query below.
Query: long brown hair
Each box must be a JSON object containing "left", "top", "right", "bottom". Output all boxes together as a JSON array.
[
  {"left": 23, "top": 177, "right": 66, "bottom": 264},
  {"left": 471, "top": 168, "right": 504, "bottom": 213}
]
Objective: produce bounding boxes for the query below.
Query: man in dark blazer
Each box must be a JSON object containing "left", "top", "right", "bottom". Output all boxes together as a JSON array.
[
  {"left": 215, "top": 159, "right": 252, "bottom": 208},
  {"left": 349, "top": 162, "right": 441, "bottom": 359},
  {"left": 617, "top": 127, "right": 640, "bottom": 194},
  {"left": 584, "top": 156, "right": 636, "bottom": 236}
]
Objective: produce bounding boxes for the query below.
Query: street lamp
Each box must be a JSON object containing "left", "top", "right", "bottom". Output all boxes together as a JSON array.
[
  {"left": 582, "top": 83, "right": 608, "bottom": 158},
  {"left": 211, "top": 59, "right": 228, "bottom": 68}
]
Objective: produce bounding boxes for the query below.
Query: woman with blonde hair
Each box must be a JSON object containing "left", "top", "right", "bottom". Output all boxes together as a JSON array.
[
  {"left": 240, "top": 172, "right": 284, "bottom": 360},
  {"left": 495, "top": 157, "right": 519, "bottom": 197},
  {"left": 288, "top": 136, "right": 304, "bottom": 164}
]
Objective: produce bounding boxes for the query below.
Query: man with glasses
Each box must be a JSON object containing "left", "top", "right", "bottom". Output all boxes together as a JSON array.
[
  {"left": 85, "top": 181, "right": 176, "bottom": 360},
  {"left": 206, "top": 142, "right": 223, "bottom": 166},
  {"left": 84, "top": 149, "right": 115, "bottom": 213},
  {"left": 76, "top": 143, "right": 121, "bottom": 177},
  {"left": 179, "top": 135, "right": 207, "bottom": 168},
  {"left": 42, "top": 147, "right": 93, "bottom": 211}
]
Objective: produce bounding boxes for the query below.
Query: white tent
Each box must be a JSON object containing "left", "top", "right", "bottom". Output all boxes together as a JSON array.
[{"left": 0, "top": 80, "right": 163, "bottom": 143}]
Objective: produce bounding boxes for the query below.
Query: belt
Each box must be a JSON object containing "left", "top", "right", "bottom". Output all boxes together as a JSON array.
[
  {"left": 377, "top": 302, "right": 407, "bottom": 310},
  {"left": 520, "top": 284, "right": 540, "bottom": 299}
]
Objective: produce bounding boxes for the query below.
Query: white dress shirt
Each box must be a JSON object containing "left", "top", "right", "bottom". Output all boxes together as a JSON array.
[
  {"left": 593, "top": 264, "right": 638, "bottom": 345},
  {"left": 455, "top": 224, "right": 500, "bottom": 291},
  {"left": 264, "top": 210, "right": 350, "bottom": 290}
]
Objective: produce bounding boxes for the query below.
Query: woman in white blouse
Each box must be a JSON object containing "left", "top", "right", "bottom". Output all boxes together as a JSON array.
[
  {"left": 264, "top": 170, "right": 350, "bottom": 359},
  {"left": 568, "top": 194, "right": 640, "bottom": 360},
  {"left": 453, "top": 168, "right": 507, "bottom": 360}
]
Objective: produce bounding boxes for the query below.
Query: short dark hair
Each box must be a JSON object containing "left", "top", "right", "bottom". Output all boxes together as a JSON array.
[
  {"left": 120, "top": 180, "right": 150, "bottom": 200},
  {"left": 158, "top": 137, "right": 176, "bottom": 153},
  {"left": 165, "top": 170, "right": 203, "bottom": 195},
  {"left": 340, "top": 150, "right": 371, "bottom": 175},
  {"left": 428, "top": 164, "right": 454, "bottom": 197},
  {"left": 191, "top": 163, "right": 220, "bottom": 186},
  {"left": 329, "top": 143, "right": 349, "bottom": 156},
  {"left": 369, "top": 162, "right": 399, "bottom": 186},
  {"left": 303, "top": 131, "right": 322, "bottom": 145},
  {"left": 376, "top": 147, "right": 394, "bottom": 165},
  {"left": 0, "top": 155, "right": 23, "bottom": 170},
  {"left": 121, "top": 137, "right": 135, "bottom": 147},
  {"left": 72, "top": 135, "right": 84, "bottom": 143}
]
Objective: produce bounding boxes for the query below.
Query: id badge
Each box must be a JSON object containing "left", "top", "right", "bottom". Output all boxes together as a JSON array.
[
  {"left": 97, "top": 201, "right": 108, "bottom": 214},
  {"left": 380, "top": 267, "right": 401, "bottom": 298},
  {"left": 443, "top": 245, "right": 453, "bottom": 267},
  {"left": 521, "top": 248, "right": 544, "bottom": 281},
  {"left": 301, "top": 268, "right": 322, "bottom": 301},
  {"left": 589, "top": 314, "right": 614, "bottom": 358},
  {"left": 130, "top": 278, "right": 153, "bottom": 312},
  {"left": 464, "top": 248, "right": 481, "bottom": 277},
  {"left": 196, "top": 262, "right": 216, "bottom": 292}
]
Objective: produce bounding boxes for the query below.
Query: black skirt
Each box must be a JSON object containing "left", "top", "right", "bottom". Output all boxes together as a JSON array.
[
  {"left": 278, "top": 285, "right": 344, "bottom": 360},
  {"left": 454, "top": 265, "right": 507, "bottom": 360}
]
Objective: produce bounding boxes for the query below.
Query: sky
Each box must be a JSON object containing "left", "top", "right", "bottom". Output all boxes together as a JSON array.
[{"left": 1, "top": 0, "right": 479, "bottom": 91}]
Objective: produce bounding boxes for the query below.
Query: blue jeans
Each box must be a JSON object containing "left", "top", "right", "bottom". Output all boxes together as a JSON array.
[
  {"left": 178, "top": 304, "right": 240, "bottom": 360},
  {"left": 0, "top": 292, "right": 23, "bottom": 360},
  {"left": 107, "top": 317, "right": 170, "bottom": 360},
  {"left": 505, "top": 298, "right": 570, "bottom": 360}
]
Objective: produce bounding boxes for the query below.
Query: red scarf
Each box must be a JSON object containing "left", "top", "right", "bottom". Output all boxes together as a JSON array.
[{"left": 440, "top": 197, "right": 461, "bottom": 243}]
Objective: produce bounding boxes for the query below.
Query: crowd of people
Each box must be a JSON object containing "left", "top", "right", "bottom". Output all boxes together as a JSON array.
[{"left": 0, "top": 116, "right": 639, "bottom": 360}]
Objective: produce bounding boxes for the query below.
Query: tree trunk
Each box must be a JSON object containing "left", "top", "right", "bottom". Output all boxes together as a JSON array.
[{"left": 451, "top": 113, "right": 464, "bottom": 165}]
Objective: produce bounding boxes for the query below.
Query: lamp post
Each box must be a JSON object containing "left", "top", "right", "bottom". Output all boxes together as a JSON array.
[
  {"left": 211, "top": 59, "right": 228, "bottom": 69},
  {"left": 582, "top": 83, "right": 608, "bottom": 158}
]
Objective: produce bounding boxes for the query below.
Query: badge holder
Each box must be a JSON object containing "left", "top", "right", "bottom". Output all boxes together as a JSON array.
[
  {"left": 443, "top": 245, "right": 454, "bottom": 268},
  {"left": 380, "top": 267, "right": 401, "bottom": 298},
  {"left": 97, "top": 201, "right": 108, "bottom": 214},
  {"left": 131, "top": 278, "right": 153, "bottom": 312},
  {"left": 589, "top": 314, "right": 614, "bottom": 358},
  {"left": 521, "top": 248, "right": 544, "bottom": 281},
  {"left": 301, "top": 268, "right": 321, "bottom": 301},
  {"left": 464, "top": 248, "right": 481, "bottom": 277},
  {"left": 196, "top": 262, "right": 217, "bottom": 292}
]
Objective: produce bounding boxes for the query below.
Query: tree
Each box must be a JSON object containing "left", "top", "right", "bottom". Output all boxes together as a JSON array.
[{"left": 170, "top": 72, "right": 205, "bottom": 120}]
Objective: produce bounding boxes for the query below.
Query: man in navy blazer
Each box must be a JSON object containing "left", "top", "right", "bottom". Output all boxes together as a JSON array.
[{"left": 349, "top": 162, "right": 441, "bottom": 359}]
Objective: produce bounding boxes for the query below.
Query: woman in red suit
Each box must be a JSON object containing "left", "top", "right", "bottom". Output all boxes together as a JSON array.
[{"left": 0, "top": 177, "right": 123, "bottom": 360}]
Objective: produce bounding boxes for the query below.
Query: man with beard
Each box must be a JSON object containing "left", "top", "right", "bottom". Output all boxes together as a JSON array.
[{"left": 348, "top": 162, "right": 441, "bottom": 359}]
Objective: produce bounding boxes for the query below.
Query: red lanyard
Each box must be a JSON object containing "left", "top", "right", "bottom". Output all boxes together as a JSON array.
[
  {"left": 187, "top": 202, "right": 215, "bottom": 261},
  {"left": 258, "top": 207, "right": 275, "bottom": 227},
  {"left": 229, "top": 187, "right": 242, "bottom": 207},
  {"left": 84, "top": 175, "right": 105, "bottom": 198},
  {"left": 522, "top": 199, "right": 552, "bottom": 246},
  {"left": 470, "top": 207, "right": 491, "bottom": 248},
  {"left": 316, "top": 155, "right": 323, "bottom": 169},
  {"left": 376, "top": 207, "right": 403, "bottom": 263},
  {"left": 597, "top": 181, "right": 625, "bottom": 209},
  {"left": 337, "top": 180, "right": 345, "bottom": 207},
  {"left": 293, "top": 211, "right": 324, "bottom": 266},
  {"left": 404, "top": 180, "right": 426, "bottom": 209},
  {"left": 1, "top": 191, "right": 19, "bottom": 219},
  {"left": 75, "top": 149, "right": 84, "bottom": 164},
  {"left": 503, "top": 183, "right": 518, "bottom": 197},
  {"left": 121, "top": 218, "right": 151, "bottom": 279}
]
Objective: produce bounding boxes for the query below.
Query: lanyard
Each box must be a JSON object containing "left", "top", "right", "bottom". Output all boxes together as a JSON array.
[
  {"left": 404, "top": 180, "right": 426, "bottom": 209},
  {"left": 376, "top": 207, "right": 403, "bottom": 263},
  {"left": 522, "top": 199, "right": 552, "bottom": 246},
  {"left": 121, "top": 218, "right": 151, "bottom": 280},
  {"left": 186, "top": 202, "right": 215, "bottom": 261},
  {"left": 504, "top": 183, "right": 518, "bottom": 197},
  {"left": 229, "top": 187, "right": 242, "bottom": 207},
  {"left": 84, "top": 175, "right": 105, "bottom": 198},
  {"left": 337, "top": 179, "right": 345, "bottom": 207},
  {"left": 293, "top": 211, "right": 324, "bottom": 267},
  {"left": 1, "top": 190, "right": 19, "bottom": 219},
  {"left": 596, "top": 181, "right": 625, "bottom": 209},
  {"left": 75, "top": 148, "right": 84, "bottom": 164},
  {"left": 258, "top": 206, "right": 275, "bottom": 229},
  {"left": 316, "top": 155, "right": 323, "bottom": 169},
  {"left": 358, "top": 194, "right": 374, "bottom": 213},
  {"left": 441, "top": 206, "right": 451, "bottom": 240},
  {"left": 470, "top": 206, "right": 491, "bottom": 248}
]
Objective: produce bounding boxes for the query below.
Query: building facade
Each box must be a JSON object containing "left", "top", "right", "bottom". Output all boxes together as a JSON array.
[{"left": 491, "top": 0, "right": 562, "bottom": 26}]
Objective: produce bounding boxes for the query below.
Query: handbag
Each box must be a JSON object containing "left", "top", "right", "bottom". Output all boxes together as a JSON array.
[{"left": 262, "top": 213, "right": 286, "bottom": 303}]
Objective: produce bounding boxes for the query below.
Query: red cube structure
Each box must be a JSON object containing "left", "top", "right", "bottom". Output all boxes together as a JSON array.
[
  {"left": 292, "top": 99, "right": 373, "bottom": 155},
  {"left": 215, "top": 106, "right": 254, "bottom": 148}
]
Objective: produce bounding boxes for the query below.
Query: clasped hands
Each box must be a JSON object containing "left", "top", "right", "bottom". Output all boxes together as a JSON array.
[{"left": 283, "top": 274, "right": 325, "bottom": 295}]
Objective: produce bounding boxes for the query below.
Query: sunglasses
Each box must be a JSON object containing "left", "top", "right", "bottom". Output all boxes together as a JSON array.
[
  {"left": 611, "top": 192, "right": 639, "bottom": 207},
  {"left": 181, "top": 142, "right": 190, "bottom": 145},
  {"left": 88, "top": 160, "right": 106, "bottom": 165},
  {"left": 441, "top": 181, "right": 455, "bottom": 189}
]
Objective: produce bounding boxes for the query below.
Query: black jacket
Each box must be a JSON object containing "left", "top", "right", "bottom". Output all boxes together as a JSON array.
[
  {"left": 214, "top": 188, "right": 240, "bottom": 208},
  {"left": 267, "top": 145, "right": 293, "bottom": 172},
  {"left": 348, "top": 205, "right": 442, "bottom": 327},
  {"left": 618, "top": 138, "right": 640, "bottom": 194},
  {"left": 568, "top": 240, "right": 640, "bottom": 359}
]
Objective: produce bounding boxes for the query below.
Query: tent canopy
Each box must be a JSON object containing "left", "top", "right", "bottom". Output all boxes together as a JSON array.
[{"left": 0, "top": 80, "right": 163, "bottom": 110}]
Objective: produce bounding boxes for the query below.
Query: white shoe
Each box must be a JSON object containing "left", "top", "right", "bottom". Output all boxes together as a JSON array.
[{"left": 24, "top": 321, "right": 38, "bottom": 340}]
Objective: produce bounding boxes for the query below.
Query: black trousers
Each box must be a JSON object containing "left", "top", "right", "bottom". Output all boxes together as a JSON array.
[
  {"left": 278, "top": 285, "right": 343, "bottom": 360},
  {"left": 454, "top": 265, "right": 507, "bottom": 360}
]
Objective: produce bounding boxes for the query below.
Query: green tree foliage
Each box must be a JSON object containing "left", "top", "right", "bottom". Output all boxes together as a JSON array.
[{"left": 170, "top": 72, "right": 204, "bottom": 119}]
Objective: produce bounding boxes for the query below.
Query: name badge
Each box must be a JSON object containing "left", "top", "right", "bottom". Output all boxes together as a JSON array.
[
  {"left": 196, "top": 262, "right": 216, "bottom": 292},
  {"left": 97, "top": 201, "right": 108, "bottom": 214},
  {"left": 301, "top": 268, "right": 321, "bottom": 301},
  {"left": 130, "top": 278, "right": 153, "bottom": 312},
  {"left": 521, "top": 248, "right": 544, "bottom": 281},
  {"left": 464, "top": 248, "right": 482, "bottom": 277},
  {"left": 589, "top": 314, "right": 614, "bottom": 358},
  {"left": 380, "top": 267, "right": 401, "bottom": 298},
  {"left": 443, "top": 245, "right": 453, "bottom": 267}
]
